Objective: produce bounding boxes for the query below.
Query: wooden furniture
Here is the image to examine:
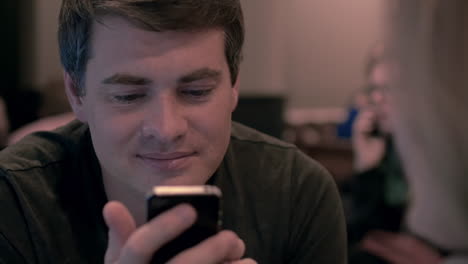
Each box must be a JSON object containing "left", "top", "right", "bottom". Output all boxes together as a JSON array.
[{"left": 284, "top": 123, "right": 354, "bottom": 184}]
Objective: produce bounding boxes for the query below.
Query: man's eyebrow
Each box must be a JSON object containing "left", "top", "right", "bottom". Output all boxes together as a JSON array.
[
  {"left": 178, "top": 68, "right": 222, "bottom": 83},
  {"left": 102, "top": 73, "right": 152, "bottom": 85}
]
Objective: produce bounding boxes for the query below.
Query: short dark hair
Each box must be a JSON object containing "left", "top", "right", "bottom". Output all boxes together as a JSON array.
[{"left": 58, "top": 0, "right": 244, "bottom": 95}]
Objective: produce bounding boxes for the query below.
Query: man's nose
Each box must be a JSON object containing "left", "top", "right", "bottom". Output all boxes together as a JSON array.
[{"left": 141, "top": 95, "right": 188, "bottom": 144}]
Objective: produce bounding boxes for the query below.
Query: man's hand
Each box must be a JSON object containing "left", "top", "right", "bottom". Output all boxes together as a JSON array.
[
  {"left": 352, "top": 109, "right": 386, "bottom": 172},
  {"left": 103, "top": 201, "right": 256, "bottom": 264},
  {"left": 361, "top": 230, "right": 443, "bottom": 264}
]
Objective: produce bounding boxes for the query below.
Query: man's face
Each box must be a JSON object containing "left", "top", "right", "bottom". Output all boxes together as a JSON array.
[{"left": 68, "top": 16, "right": 239, "bottom": 193}]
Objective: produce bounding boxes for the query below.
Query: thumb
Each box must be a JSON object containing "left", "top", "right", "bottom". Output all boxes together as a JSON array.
[{"left": 103, "top": 201, "right": 137, "bottom": 264}]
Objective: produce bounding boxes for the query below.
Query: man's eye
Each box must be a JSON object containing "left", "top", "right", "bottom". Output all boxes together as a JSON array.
[
  {"left": 113, "top": 94, "right": 146, "bottom": 103},
  {"left": 181, "top": 88, "right": 213, "bottom": 98}
]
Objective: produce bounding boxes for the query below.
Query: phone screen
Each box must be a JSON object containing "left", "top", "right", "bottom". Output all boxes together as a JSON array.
[{"left": 147, "top": 186, "right": 221, "bottom": 264}]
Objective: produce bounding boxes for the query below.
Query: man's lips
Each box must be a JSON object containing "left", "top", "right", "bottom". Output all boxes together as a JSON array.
[
  {"left": 136, "top": 152, "right": 197, "bottom": 171},
  {"left": 137, "top": 152, "right": 196, "bottom": 160}
]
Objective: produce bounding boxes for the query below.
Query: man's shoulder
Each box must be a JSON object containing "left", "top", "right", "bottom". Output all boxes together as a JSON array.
[
  {"left": 230, "top": 121, "right": 295, "bottom": 150},
  {"left": 228, "top": 121, "right": 327, "bottom": 177},
  {"left": 0, "top": 120, "right": 100, "bottom": 264},
  {"left": 0, "top": 119, "right": 88, "bottom": 172},
  {"left": 222, "top": 123, "right": 345, "bottom": 264}
]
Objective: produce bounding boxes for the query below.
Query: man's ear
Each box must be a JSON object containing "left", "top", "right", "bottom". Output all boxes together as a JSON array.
[
  {"left": 231, "top": 76, "right": 240, "bottom": 112},
  {"left": 64, "top": 71, "right": 87, "bottom": 122}
]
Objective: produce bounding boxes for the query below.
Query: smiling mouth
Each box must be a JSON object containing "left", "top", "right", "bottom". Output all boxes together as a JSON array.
[
  {"left": 137, "top": 152, "right": 196, "bottom": 171},
  {"left": 140, "top": 152, "right": 195, "bottom": 160}
]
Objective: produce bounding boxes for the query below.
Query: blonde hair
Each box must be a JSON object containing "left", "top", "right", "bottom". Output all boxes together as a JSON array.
[{"left": 389, "top": 0, "right": 468, "bottom": 248}]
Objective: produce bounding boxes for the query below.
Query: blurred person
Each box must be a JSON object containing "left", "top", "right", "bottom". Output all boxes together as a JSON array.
[
  {"left": 337, "top": 42, "right": 388, "bottom": 140},
  {"left": 342, "top": 48, "right": 408, "bottom": 264},
  {"left": 360, "top": 0, "right": 468, "bottom": 263},
  {"left": 0, "top": 0, "right": 346, "bottom": 263},
  {"left": 353, "top": 84, "right": 394, "bottom": 173}
]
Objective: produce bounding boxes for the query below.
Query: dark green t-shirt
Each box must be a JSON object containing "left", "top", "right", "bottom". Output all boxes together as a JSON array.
[{"left": 0, "top": 120, "right": 346, "bottom": 263}]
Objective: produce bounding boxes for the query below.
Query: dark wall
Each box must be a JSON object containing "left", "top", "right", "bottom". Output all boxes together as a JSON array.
[
  {"left": 1, "top": 0, "right": 41, "bottom": 131},
  {"left": 1, "top": 0, "right": 20, "bottom": 95},
  {"left": 232, "top": 96, "right": 285, "bottom": 139}
]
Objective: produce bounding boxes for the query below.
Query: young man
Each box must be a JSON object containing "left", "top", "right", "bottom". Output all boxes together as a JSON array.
[{"left": 0, "top": 1, "right": 346, "bottom": 263}]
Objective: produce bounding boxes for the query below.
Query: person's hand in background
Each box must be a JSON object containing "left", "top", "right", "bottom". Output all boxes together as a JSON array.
[
  {"left": 352, "top": 109, "right": 386, "bottom": 172},
  {"left": 361, "top": 230, "right": 443, "bottom": 264}
]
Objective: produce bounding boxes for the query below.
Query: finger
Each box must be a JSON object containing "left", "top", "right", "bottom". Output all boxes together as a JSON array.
[
  {"left": 167, "top": 230, "right": 245, "bottom": 264},
  {"left": 103, "top": 201, "right": 137, "bottom": 264},
  {"left": 361, "top": 234, "right": 412, "bottom": 264},
  {"left": 366, "top": 231, "right": 414, "bottom": 254},
  {"left": 118, "top": 204, "right": 196, "bottom": 264},
  {"left": 366, "top": 231, "right": 442, "bottom": 263}
]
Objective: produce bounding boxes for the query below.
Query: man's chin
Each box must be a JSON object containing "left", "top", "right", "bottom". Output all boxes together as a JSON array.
[
  {"left": 130, "top": 164, "right": 213, "bottom": 189},
  {"left": 157, "top": 174, "right": 207, "bottom": 186}
]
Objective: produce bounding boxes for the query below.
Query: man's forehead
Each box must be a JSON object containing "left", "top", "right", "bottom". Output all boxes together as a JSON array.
[
  {"left": 100, "top": 68, "right": 222, "bottom": 86},
  {"left": 84, "top": 16, "right": 229, "bottom": 87},
  {"left": 88, "top": 15, "right": 225, "bottom": 60},
  {"left": 91, "top": 15, "right": 224, "bottom": 44}
]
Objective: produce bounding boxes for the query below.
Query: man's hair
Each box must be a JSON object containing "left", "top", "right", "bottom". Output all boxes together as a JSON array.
[{"left": 58, "top": 0, "right": 244, "bottom": 95}]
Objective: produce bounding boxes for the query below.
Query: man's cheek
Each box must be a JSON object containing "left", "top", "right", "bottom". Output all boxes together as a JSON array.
[{"left": 93, "top": 125, "right": 124, "bottom": 152}]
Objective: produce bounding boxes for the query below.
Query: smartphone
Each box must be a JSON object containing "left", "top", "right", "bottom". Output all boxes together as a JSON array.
[{"left": 147, "top": 185, "right": 222, "bottom": 264}]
